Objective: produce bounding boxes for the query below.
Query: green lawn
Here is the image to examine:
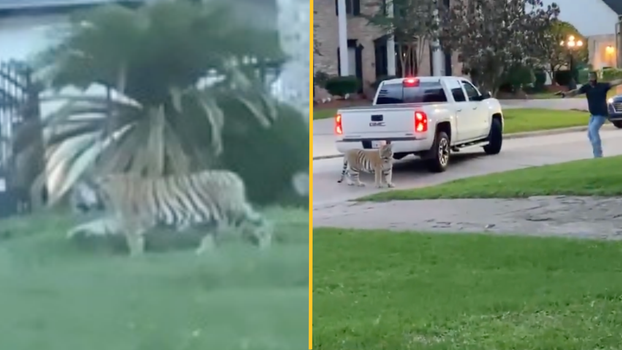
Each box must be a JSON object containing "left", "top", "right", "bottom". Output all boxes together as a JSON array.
[
  {"left": 0, "top": 207, "right": 308, "bottom": 350},
  {"left": 313, "top": 109, "right": 337, "bottom": 120},
  {"left": 314, "top": 107, "right": 590, "bottom": 134},
  {"left": 313, "top": 228, "right": 622, "bottom": 350},
  {"left": 361, "top": 155, "right": 622, "bottom": 201}
]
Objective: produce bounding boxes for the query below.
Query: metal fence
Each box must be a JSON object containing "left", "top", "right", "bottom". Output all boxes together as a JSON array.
[{"left": 0, "top": 60, "right": 42, "bottom": 218}]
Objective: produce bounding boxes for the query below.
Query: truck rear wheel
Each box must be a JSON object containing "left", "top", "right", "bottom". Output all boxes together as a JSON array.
[
  {"left": 483, "top": 118, "right": 503, "bottom": 155},
  {"left": 426, "top": 131, "right": 450, "bottom": 173}
]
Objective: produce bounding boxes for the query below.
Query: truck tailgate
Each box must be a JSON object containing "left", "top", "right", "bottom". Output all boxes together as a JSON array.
[{"left": 340, "top": 106, "right": 421, "bottom": 138}]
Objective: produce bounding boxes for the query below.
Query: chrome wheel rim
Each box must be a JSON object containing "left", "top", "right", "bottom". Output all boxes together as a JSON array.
[{"left": 438, "top": 138, "right": 449, "bottom": 166}]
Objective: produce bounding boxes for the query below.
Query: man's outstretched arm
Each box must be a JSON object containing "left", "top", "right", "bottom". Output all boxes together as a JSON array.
[
  {"left": 610, "top": 79, "right": 622, "bottom": 87},
  {"left": 555, "top": 88, "right": 584, "bottom": 98}
]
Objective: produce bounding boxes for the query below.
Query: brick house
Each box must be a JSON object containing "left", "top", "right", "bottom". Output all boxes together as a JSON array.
[{"left": 314, "top": 0, "right": 463, "bottom": 92}]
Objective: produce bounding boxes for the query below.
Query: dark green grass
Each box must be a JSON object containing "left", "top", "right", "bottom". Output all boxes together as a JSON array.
[
  {"left": 313, "top": 228, "right": 622, "bottom": 349},
  {"left": 0, "top": 207, "right": 308, "bottom": 350},
  {"left": 361, "top": 155, "right": 622, "bottom": 201}
]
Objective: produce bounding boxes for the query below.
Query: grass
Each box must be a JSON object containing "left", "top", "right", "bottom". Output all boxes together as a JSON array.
[
  {"left": 313, "top": 228, "right": 622, "bottom": 350},
  {"left": 313, "top": 109, "right": 337, "bottom": 120},
  {"left": 0, "top": 207, "right": 308, "bottom": 350},
  {"left": 361, "top": 155, "right": 622, "bottom": 201},
  {"left": 314, "top": 107, "right": 590, "bottom": 134}
]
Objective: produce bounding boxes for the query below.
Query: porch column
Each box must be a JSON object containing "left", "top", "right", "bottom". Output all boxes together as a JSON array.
[
  {"left": 386, "top": 0, "right": 396, "bottom": 76},
  {"left": 337, "top": 0, "right": 349, "bottom": 75},
  {"left": 431, "top": 5, "right": 443, "bottom": 76}
]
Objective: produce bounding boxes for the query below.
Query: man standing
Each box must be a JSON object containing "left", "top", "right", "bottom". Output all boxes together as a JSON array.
[{"left": 558, "top": 72, "right": 622, "bottom": 158}]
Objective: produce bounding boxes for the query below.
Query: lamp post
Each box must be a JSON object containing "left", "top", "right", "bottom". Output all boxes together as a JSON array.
[{"left": 560, "top": 35, "right": 583, "bottom": 87}]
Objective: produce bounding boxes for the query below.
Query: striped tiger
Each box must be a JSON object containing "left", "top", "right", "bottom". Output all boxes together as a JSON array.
[
  {"left": 68, "top": 170, "right": 272, "bottom": 256},
  {"left": 337, "top": 143, "right": 395, "bottom": 188}
]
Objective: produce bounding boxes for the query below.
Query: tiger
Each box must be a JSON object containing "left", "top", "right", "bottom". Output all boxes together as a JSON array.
[
  {"left": 67, "top": 170, "right": 272, "bottom": 256},
  {"left": 337, "top": 143, "right": 395, "bottom": 188}
]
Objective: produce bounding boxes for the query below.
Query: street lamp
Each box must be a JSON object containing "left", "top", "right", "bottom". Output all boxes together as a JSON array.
[{"left": 560, "top": 35, "right": 583, "bottom": 86}]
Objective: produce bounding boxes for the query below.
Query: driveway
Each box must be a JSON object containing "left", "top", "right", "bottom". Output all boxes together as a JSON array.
[{"left": 312, "top": 127, "right": 622, "bottom": 206}]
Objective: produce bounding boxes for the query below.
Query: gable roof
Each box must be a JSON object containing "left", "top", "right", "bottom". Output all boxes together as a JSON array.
[{"left": 602, "top": 0, "right": 622, "bottom": 15}]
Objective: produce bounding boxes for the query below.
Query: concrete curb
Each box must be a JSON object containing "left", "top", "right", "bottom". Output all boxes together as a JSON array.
[{"left": 311, "top": 125, "right": 617, "bottom": 160}]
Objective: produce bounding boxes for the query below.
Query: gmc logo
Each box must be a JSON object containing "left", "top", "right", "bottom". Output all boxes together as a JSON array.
[{"left": 369, "top": 122, "right": 385, "bottom": 127}]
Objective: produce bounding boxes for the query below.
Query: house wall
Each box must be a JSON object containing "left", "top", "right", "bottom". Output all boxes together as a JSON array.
[
  {"left": 588, "top": 34, "right": 617, "bottom": 69},
  {"left": 540, "top": 0, "right": 618, "bottom": 36}
]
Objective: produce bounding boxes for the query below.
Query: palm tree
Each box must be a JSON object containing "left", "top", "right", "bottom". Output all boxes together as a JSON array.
[{"left": 27, "top": 0, "right": 286, "bottom": 204}]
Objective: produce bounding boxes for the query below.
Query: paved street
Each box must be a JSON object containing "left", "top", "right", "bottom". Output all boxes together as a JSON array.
[
  {"left": 312, "top": 98, "right": 590, "bottom": 158},
  {"left": 312, "top": 127, "right": 622, "bottom": 206}
]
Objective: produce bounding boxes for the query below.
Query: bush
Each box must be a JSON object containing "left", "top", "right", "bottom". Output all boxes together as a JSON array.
[
  {"left": 577, "top": 69, "right": 589, "bottom": 84},
  {"left": 533, "top": 69, "right": 547, "bottom": 91},
  {"left": 602, "top": 68, "right": 622, "bottom": 81},
  {"left": 324, "top": 76, "right": 361, "bottom": 97},
  {"left": 219, "top": 102, "right": 308, "bottom": 208},
  {"left": 554, "top": 70, "right": 573, "bottom": 86},
  {"left": 499, "top": 64, "right": 535, "bottom": 93},
  {"left": 371, "top": 75, "right": 398, "bottom": 90},
  {"left": 314, "top": 71, "right": 330, "bottom": 88}
]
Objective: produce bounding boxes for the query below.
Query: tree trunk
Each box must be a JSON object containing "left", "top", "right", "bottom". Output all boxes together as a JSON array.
[{"left": 276, "top": 0, "right": 310, "bottom": 122}]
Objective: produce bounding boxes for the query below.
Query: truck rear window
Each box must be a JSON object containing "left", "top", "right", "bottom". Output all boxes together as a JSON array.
[{"left": 375, "top": 82, "right": 447, "bottom": 105}]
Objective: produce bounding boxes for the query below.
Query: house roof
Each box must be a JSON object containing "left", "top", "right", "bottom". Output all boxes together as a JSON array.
[
  {"left": 0, "top": 0, "right": 144, "bottom": 10},
  {"left": 602, "top": 0, "right": 622, "bottom": 15}
]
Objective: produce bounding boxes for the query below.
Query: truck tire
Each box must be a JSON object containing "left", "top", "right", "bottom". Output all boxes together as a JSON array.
[
  {"left": 483, "top": 118, "right": 503, "bottom": 155},
  {"left": 613, "top": 121, "right": 622, "bottom": 129},
  {"left": 426, "top": 131, "right": 450, "bottom": 173}
]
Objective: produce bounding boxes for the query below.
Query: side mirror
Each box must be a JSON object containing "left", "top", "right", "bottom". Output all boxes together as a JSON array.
[{"left": 480, "top": 91, "right": 492, "bottom": 100}]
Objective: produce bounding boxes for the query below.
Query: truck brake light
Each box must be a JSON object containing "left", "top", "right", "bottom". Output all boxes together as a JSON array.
[
  {"left": 403, "top": 78, "right": 419, "bottom": 87},
  {"left": 335, "top": 113, "right": 343, "bottom": 135},
  {"left": 415, "top": 111, "right": 428, "bottom": 132}
]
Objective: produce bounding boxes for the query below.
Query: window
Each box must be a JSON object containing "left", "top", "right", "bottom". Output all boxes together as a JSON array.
[
  {"left": 461, "top": 81, "right": 481, "bottom": 100},
  {"left": 335, "top": 0, "right": 361, "bottom": 16},
  {"left": 376, "top": 82, "right": 448, "bottom": 105},
  {"left": 451, "top": 88, "right": 466, "bottom": 102}
]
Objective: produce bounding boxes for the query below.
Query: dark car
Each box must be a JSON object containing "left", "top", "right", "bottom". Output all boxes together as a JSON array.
[{"left": 607, "top": 94, "right": 622, "bottom": 128}]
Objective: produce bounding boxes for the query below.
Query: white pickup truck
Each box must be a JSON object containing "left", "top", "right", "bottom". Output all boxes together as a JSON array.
[{"left": 334, "top": 76, "right": 504, "bottom": 172}]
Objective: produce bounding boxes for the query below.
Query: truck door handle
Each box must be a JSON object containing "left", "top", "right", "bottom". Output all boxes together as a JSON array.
[
  {"left": 472, "top": 107, "right": 478, "bottom": 110},
  {"left": 456, "top": 109, "right": 462, "bottom": 112}
]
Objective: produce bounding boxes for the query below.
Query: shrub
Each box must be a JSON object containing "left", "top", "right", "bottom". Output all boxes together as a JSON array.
[
  {"left": 219, "top": 102, "right": 308, "bottom": 208},
  {"left": 602, "top": 68, "right": 622, "bottom": 81},
  {"left": 577, "top": 69, "right": 589, "bottom": 84},
  {"left": 324, "top": 76, "right": 361, "bottom": 97},
  {"left": 533, "top": 69, "right": 547, "bottom": 91},
  {"left": 371, "top": 75, "right": 398, "bottom": 90},
  {"left": 500, "top": 64, "right": 535, "bottom": 93},
  {"left": 314, "top": 71, "right": 330, "bottom": 88},
  {"left": 554, "top": 70, "right": 573, "bottom": 86}
]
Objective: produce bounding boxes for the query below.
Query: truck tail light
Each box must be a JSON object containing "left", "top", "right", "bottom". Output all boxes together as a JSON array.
[
  {"left": 414, "top": 111, "right": 428, "bottom": 132},
  {"left": 403, "top": 77, "right": 419, "bottom": 87},
  {"left": 335, "top": 113, "right": 343, "bottom": 135}
]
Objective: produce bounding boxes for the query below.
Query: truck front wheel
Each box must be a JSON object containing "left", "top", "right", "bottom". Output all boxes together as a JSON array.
[
  {"left": 426, "top": 131, "right": 450, "bottom": 173},
  {"left": 613, "top": 121, "right": 622, "bottom": 129},
  {"left": 483, "top": 118, "right": 503, "bottom": 155}
]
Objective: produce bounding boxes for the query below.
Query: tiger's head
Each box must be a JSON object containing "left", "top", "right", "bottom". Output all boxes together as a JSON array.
[
  {"left": 71, "top": 179, "right": 106, "bottom": 215},
  {"left": 379, "top": 143, "right": 393, "bottom": 161}
]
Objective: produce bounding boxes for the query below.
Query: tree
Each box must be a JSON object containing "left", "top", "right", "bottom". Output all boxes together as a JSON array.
[
  {"left": 541, "top": 19, "right": 588, "bottom": 81},
  {"left": 27, "top": 1, "right": 286, "bottom": 204},
  {"left": 439, "top": 0, "right": 559, "bottom": 95},
  {"left": 365, "top": 0, "right": 439, "bottom": 77}
]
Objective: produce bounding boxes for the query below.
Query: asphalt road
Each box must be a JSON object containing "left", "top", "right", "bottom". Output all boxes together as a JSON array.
[{"left": 312, "top": 127, "right": 622, "bottom": 206}]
